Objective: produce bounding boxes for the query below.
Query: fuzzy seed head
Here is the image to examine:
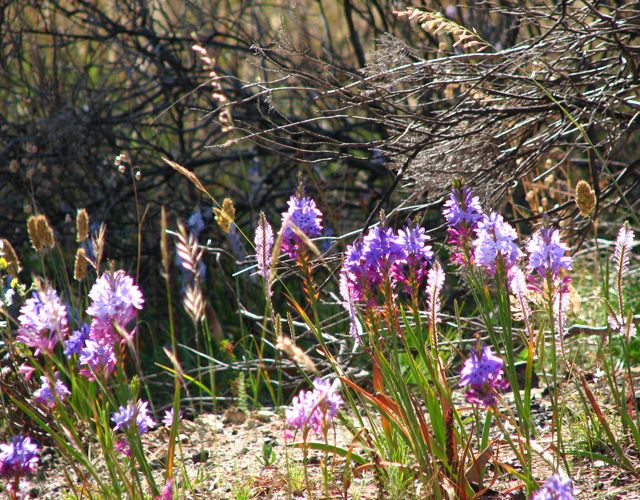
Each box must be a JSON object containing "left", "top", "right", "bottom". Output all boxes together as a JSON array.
[
  {"left": 27, "top": 215, "right": 55, "bottom": 253},
  {"left": 575, "top": 180, "right": 596, "bottom": 217},
  {"left": 76, "top": 209, "right": 90, "bottom": 242},
  {"left": 1, "top": 239, "right": 21, "bottom": 275},
  {"left": 73, "top": 247, "right": 89, "bottom": 281},
  {"left": 213, "top": 198, "right": 236, "bottom": 234}
]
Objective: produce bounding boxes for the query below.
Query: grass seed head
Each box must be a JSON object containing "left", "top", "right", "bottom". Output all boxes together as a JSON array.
[
  {"left": 27, "top": 214, "right": 56, "bottom": 253},
  {"left": 73, "top": 247, "right": 88, "bottom": 281},
  {"left": 575, "top": 180, "right": 596, "bottom": 217},
  {"left": 76, "top": 209, "right": 90, "bottom": 242}
]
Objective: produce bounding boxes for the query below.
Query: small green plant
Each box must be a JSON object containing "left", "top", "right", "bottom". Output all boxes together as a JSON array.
[{"left": 257, "top": 440, "right": 277, "bottom": 467}]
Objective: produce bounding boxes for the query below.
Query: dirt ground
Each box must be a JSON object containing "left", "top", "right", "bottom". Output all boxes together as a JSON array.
[{"left": 28, "top": 398, "right": 640, "bottom": 499}]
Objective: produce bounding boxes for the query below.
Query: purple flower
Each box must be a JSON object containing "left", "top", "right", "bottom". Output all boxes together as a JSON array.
[
  {"left": 443, "top": 186, "right": 483, "bottom": 227},
  {"left": 78, "top": 340, "right": 117, "bottom": 380},
  {"left": 113, "top": 438, "right": 131, "bottom": 457},
  {"left": 87, "top": 270, "right": 144, "bottom": 327},
  {"left": 33, "top": 372, "right": 70, "bottom": 409},
  {"left": 362, "top": 226, "right": 405, "bottom": 271},
  {"left": 112, "top": 400, "right": 155, "bottom": 435},
  {"left": 473, "top": 212, "right": 522, "bottom": 274},
  {"left": 444, "top": 186, "right": 483, "bottom": 266},
  {"left": 156, "top": 479, "right": 174, "bottom": 500},
  {"left": 532, "top": 473, "right": 574, "bottom": 500},
  {"left": 526, "top": 227, "right": 572, "bottom": 279},
  {"left": 254, "top": 212, "right": 274, "bottom": 282},
  {"left": 161, "top": 408, "right": 183, "bottom": 427},
  {"left": 613, "top": 221, "right": 634, "bottom": 278},
  {"left": 0, "top": 436, "right": 39, "bottom": 479},
  {"left": 17, "top": 288, "right": 69, "bottom": 355},
  {"left": 64, "top": 323, "right": 91, "bottom": 357},
  {"left": 340, "top": 226, "right": 407, "bottom": 303},
  {"left": 280, "top": 195, "right": 323, "bottom": 260},
  {"left": 393, "top": 224, "right": 433, "bottom": 285},
  {"left": 460, "top": 345, "right": 509, "bottom": 407},
  {"left": 285, "top": 378, "right": 342, "bottom": 438}
]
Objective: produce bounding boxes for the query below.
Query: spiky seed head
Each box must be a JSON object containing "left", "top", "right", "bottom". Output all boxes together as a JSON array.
[
  {"left": 1, "top": 239, "right": 21, "bottom": 275},
  {"left": 213, "top": 198, "right": 236, "bottom": 234},
  {"left": 74, "top": 247, "right": 88, "bottom": 281},
  {"left": 76, "top": 209, "right": 90, "bottom": 242},
  {"left": 575, "top": 180, "right": 596, "bottom": 217},
  {"left": 27, "top": 214, "right": 55, "bottom": 253}
]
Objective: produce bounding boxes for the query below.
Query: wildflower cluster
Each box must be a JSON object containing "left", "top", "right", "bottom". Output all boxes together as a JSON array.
[
  {"left": 16, "top": 287, "right": 69, "bottom": 355},
  {"left": 443, "top": 185, "right": 483, "bottom": 265},
  {"left": 280, "top": 195, "right": 323, "bottom": 260},
  {"left": 0, "top": 436, "right": 39, "bottom": 498},
  {"left": 340, "top": 223, "right": 433, "bottom": 303},
  {"left": 285, "top": 378, "right": 343, "bottom": 438},
  {"left": 78, "top": 270, "right": 144, "bottom": 380},
  {"left": 459, "top": 345, "right": 509, "bottom": 406},
  {"left": 532, "top": 473, "right": 575, "bottom": 500},
  {"left": 0, "top": 436, "right": 39, "bottom": 479}
]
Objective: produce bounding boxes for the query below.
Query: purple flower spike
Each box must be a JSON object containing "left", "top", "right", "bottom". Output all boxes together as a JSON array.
[
  {"left": 64, "top": 323, "right": 91, "bottom": 357},
  {"left": 17, "top": 288, "right": 69, "bottom": 355},
  {"left": 473, "top": 212, "right": 522, "bottom": 275},
  {"left": 33, "top": 372, "right": 71, "bottom": 409},
  {"left": 532, "top": 473, "right": 575, "bottom": 500},
  {"left": 0, "top": 436, "right": 39, "bottom": 479},
  {"left": 78, "top": 340, "right": 117, "bottom": 380},
  {"left": 443, "top": 186, "right": 483, "bottom": 227},
  {"left": 87, "top": 270, "right": 144, "bottom": 327},
  {"left": 162, "top": 408, "right": 183, "bottom": 427},
  {"left": 285, "top": 378, "right": 342, "bottom": 438},
  {"left": 394, "top": 224, "right": 433, "bottom": 286},
  {"left": 460, "top": 345, "right": 508, "bottom": 407},
  {"left": 526, "top": 227, "right": 572, "bottom": 279},
  {"left": 280, "top": 195, "right": 323, "bottom": 260},
  {"left": 444, "top": 186, "right": 484, "bottom": 266},
  {"left": 362, "top": 226, "right": 405, "bottom": 273},
  {"left": 112, "top": 400, "right": 155, "bottom": 435}
]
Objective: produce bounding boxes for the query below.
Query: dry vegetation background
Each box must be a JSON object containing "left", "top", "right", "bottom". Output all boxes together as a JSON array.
[{"left": 1, "top": 0, "right": 639, "bottom": 277}]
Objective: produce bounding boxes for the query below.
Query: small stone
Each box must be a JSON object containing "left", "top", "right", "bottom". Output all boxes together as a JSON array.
[
  {"left": 594, "top": 460, "right": 605, "bottom": 468},
  {"left": 223, "top": 408, "right": 248, "bottom": 425},
  {"left": 192, "top": 449, "right": 209, "bottom": 464},
  {"left": 254, "top": 409, "right": 274, "bottom": 423},
  {"left": 245, "top": 418, "right": 258, "bottom": 429}
]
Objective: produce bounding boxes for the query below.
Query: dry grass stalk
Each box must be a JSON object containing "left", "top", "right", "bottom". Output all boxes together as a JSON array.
[
  {"left": 213, "top": 198, "right": 236, "bottom": 234},
  {"left": 162, "top": 158, "right": 211, "bottom": 200},
  {"left": 76, "top": 209, "right": 90, "bottom": 242},
  {"left": 175, "top": 221, "right": 206, "bottom": 324},
  {"left": 73, "top": 247, "right": 88, "bottom": 281},
  {"left": 160, "top": 206, "right": 170, "bottom": 279},
  {"left": 575, "top": 180, "right": 596, "bottom": 217},
  {"left": 394, "top": 7, "right": 488, "bottom": 52},
  {"left": 191, "top": 44, "right": 233, "bottom": 133},
  {"left": 1, "top": 239, "right": 21, "bottom": 275},
  {"left": 276, "top": 334, "right": 317, "bottom": 374},
  {"left": 27, "top": 214, "right": 56, "bottom": 253},
  {"left": 184, "top": 284, "right": 205, "bottom": 324},
  {"left": 92, "top": 224, "right": 107, "bottom": 272},
  {"left": 175, "top": 222, "right": 204, "bottom": 279}
]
